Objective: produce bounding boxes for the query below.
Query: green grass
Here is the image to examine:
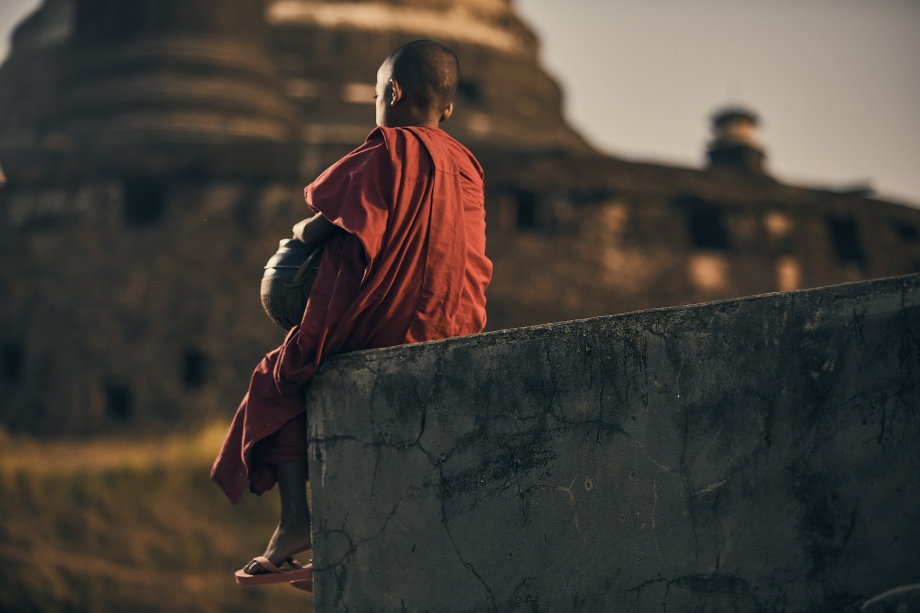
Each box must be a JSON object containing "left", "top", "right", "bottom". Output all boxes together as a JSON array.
[{"left": 0, "top": 424, "right": 312, "bottom": 613}]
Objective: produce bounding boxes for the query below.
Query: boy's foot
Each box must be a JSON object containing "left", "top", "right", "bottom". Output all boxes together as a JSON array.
[{"left": 244, "top": 522, "right": 313, "bottom": 574}]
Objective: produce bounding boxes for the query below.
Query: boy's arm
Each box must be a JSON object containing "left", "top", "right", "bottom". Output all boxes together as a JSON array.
[{"left": 292, "top": 213, "right": 337, "bottom": 245}]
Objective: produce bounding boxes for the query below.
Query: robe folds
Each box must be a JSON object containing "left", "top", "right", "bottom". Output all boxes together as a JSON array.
[{"left": 211, "top": 126, "right": 492, "bottom": 504}]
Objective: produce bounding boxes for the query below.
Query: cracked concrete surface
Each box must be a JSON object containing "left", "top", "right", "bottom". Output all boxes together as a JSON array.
[{"left": 305, "top": 274, "right": 920, "bottom": 612}]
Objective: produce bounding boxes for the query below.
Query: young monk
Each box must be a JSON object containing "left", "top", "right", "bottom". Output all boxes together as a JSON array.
[{"left": 210, "top": 40, "right": 493, "bottom": 586}]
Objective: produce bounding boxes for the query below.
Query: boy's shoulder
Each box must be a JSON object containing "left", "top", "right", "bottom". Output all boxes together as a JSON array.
[{"left": 376, "top": 126, "right": 483, "bottom": 181}]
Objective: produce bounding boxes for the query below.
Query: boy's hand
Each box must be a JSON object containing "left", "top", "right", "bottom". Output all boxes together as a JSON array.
[
  {"left": 292, "top": 218, "right": 311, "bottom": 242},
  {"left": 292, "top": 213, "right": 337, "bottom": 245}
]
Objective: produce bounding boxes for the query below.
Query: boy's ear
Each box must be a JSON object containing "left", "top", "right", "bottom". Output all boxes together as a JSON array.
[
  {"left": 439, "top": 102, "right": 454, "bottom": 124},
  {"left": 389, "top": 79, "right": 403, "bottom": 105}
]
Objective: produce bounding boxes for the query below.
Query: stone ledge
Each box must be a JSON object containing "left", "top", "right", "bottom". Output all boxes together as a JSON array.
[{"left": 306, "top": 273, "right": 920, "bottom": 612}]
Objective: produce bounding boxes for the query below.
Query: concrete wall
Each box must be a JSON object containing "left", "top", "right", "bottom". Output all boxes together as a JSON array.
[{"left": 305, "top": 274, "right": 920, "bottom": 613}]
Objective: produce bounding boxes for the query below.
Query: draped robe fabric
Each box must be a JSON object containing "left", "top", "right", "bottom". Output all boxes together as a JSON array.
[{"left": 211, "top": 126, "right": 492, "bottom": 504}]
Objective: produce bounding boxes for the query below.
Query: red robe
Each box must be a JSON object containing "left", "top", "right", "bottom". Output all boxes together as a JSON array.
[{"left": 211, "top": 126, "right": 492, "bottom": 504}]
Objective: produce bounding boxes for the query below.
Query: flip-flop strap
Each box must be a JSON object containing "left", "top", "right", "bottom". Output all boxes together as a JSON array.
[{"left": 252, "top": 556, "right": 282, "bottom": 574}]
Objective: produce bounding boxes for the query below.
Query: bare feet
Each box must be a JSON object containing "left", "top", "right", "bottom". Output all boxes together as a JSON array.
[{"left": 243, "top": 521, "right": 313, "bottom": 574}]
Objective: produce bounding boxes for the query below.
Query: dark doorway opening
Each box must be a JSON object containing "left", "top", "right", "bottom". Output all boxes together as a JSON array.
[
  {"left": 123, "top": 179, "right": 165, "bottom": 227},
  {"left": 516, "top": 190, "right": 538, "bottom": 230},
  {"left": 457, "top": 80, "right": 481, "bottom": 103},
  {"left": 1, "top": 342, "right": 23, "bottom": 383},
  {"left": 895, "top": 222, "right": 919, "bottom": 243},
  {"left": 105, "top": 382, "right": 133, "bottom": 420},
  {"left": 677, "top": 196, "right": 732, "bottom": 251},
  {"left": 182, "top": 348, "right": 209, "bottom": 390},
  {"left": 827, "top": 216, "right": 867, "bottom": 268},
  {"left": 689, "top": 209, "right": 732, "bottom": 250}
]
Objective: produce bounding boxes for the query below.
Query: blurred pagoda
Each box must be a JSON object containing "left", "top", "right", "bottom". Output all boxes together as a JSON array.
[{"left": 1, "top": 0, "right": 919, "bottom": 434}]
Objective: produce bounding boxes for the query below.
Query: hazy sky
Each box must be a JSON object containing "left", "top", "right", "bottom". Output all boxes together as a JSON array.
[
  {"left": 515, "top": 0, "right": 920, "bottom": 206},
  {"left": 0, "top": 1, "right": 36, "bottom": 60},
  {"left": 2, "top": 0, "right": 918, "bottom": 206}
]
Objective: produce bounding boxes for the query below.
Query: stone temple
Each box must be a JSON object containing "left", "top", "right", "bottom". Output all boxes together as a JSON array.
[{"left": 1, "top": 0, "right": 919, "bottom": 434}]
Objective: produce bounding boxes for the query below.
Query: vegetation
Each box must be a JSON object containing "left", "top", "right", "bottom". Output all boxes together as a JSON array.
[{"left": 0, "top": 423, "right": 312, "bottom": 613}]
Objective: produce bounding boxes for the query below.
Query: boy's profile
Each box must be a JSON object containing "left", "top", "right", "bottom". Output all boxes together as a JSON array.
[{"left": 211, "top": 40, "right": 493, "bottom": 588}]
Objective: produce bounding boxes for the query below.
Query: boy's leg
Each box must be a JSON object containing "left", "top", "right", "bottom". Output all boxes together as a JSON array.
[
  {"left": 244, "top": 459, "right": 313, "bottom": 574},
  {"left": 244, "top": 412, "right": 312, "bottom": 573}
]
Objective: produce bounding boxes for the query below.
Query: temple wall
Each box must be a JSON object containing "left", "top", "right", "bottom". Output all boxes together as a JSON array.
[
  {"left": 306, "top": 273, "right": 920, "bottom": 612},
  {"left": 0, "top": 180, "right": 303, "bottom": 433}
]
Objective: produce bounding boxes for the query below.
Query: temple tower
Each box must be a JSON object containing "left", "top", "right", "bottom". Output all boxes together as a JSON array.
[
  {"left": 0, "top": 0, "right": 299, "bottom": 184},
  {"left": 264, "top": 0, "right": 591, "bottom": 176},
  {"left": 706, "top": 106, "right": 767, "bottom": 174}
]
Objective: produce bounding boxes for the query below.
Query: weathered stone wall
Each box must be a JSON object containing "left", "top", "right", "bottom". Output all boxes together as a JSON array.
[
  {"left": 306, "top": 274, "right": 920, "bottom": 612},
  {"left": 483, "top": 182, "right": 920, "bottom": 331},
  {"left": 0, "top": 180, "right": 303, "bottom": 433}
]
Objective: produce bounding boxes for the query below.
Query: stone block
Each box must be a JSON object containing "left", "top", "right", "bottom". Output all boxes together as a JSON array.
[{"left": 307, "top": 274, "right": 920, "bottom": 612}]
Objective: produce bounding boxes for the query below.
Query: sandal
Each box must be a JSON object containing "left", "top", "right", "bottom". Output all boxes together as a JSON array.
[{"left": 235, "top": 556, "right": 313, "bottom": 585}]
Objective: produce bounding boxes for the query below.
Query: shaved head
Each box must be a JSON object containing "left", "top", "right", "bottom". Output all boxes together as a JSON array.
[{"left": 387, "top": 40, "right": 459, "bottom": 112}]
